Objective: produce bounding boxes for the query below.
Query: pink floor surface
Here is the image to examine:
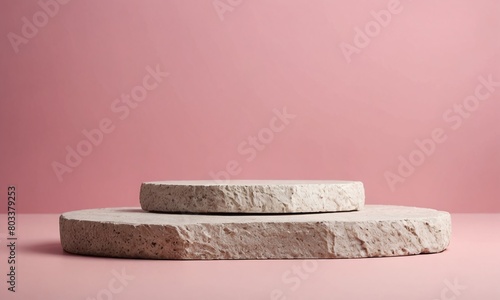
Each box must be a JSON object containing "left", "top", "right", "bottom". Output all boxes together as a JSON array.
[{"left": 0, "top": 213, "right": 498, "bottom": 300}]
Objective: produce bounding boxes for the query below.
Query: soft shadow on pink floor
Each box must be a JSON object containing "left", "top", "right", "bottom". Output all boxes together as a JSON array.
[{"left": 23, "top": 241, "right": 68, "bottom": 256}]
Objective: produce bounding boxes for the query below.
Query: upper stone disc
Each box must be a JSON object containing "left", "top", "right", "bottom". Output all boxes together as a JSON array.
[{"left": 140, "top": 180, "right": 365, "bottom": 213}]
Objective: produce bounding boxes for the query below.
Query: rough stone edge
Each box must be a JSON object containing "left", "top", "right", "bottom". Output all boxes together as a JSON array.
[
  {"left": 139, "top": 181, "right": 365, "bottom": 213},
  {"left": 59, "top": 210, "right": 451, "bottom": 260}
]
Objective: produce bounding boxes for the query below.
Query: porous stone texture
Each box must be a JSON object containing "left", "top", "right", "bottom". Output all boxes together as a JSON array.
[
  {"left": 59, "top": 205, "right": 451, "bottom": 260},
  {"left": 140, "top": 180, "right": 365, "bottom": 213}
]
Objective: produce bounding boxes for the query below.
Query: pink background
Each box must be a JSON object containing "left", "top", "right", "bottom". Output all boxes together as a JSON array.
[{"left": 1, "top": 0, "right": 499, "bottom": 213}]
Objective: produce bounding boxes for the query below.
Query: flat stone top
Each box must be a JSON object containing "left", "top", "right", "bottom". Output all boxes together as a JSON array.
[
  {"left": 144, "top": 180, "right": 359, "bottom": 186},
  {"left": 61, "top": 205, "right": 449, "bottom": 226}
]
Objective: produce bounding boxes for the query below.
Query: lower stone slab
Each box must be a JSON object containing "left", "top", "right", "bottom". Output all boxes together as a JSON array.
[{"left": 59, "top": 205, "right": 451, "bottom": 260}]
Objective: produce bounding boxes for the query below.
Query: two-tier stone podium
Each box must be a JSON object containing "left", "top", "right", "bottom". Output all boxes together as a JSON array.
[{"left": 59, "top": 181, "right": 451, "bottom": 259}]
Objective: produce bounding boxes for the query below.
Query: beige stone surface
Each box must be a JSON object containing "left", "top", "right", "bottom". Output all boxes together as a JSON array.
[
  {"left": 140, "top": 180, "right": 365, "bottom": 213},
  {"left": 59, "top": 205, "right": 451, "bottom": 260}
]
